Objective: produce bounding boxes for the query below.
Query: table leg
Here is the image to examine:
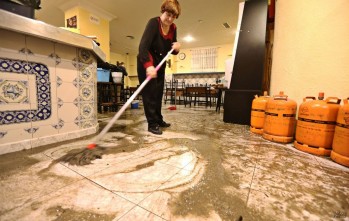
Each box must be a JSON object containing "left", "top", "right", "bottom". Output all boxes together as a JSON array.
[{"left": 216, "top": 89, "right": 222, "bottom": 112}]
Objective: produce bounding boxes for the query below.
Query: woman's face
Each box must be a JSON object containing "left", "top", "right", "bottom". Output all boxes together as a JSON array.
[{"left": 161, "top": 11, "right": 176, "bottom": 27}]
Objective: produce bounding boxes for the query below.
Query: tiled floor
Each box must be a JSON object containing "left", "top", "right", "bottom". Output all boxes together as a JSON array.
[{"left": 0, "top": 104, "right": 348, "bottom": 221}]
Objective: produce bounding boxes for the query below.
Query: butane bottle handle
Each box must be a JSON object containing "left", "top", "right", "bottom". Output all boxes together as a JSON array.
[
  {"left": 326, "top": 97, "right": 341, "bottom": 104},
  {"left": 303, "top": 96, "right": 316, "bottom": 102}
]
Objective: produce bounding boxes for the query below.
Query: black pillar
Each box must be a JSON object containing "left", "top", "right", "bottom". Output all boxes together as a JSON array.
[{"left": 224, "top": 0, "right": 268, "bottom": 125}]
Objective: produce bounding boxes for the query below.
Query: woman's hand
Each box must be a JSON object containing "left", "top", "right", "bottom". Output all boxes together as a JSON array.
[
  {"left": 146, "top": 66, "right": 157, "bottom": 78},
  {"left": 172, "top": 42, "right": 181, "bottom": 51}
]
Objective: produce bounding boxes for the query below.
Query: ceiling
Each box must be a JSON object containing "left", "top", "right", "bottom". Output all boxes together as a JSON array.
[{"left": 36, "top": 0, "right": 244, "bottom": 55}]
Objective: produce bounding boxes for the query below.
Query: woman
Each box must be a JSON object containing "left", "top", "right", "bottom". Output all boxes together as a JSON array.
[{"left": 137, "top": 0, "right": 181, "bottom": 135}]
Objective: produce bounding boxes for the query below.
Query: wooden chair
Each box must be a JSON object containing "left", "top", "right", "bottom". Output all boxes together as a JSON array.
[
  {"left": 184, "top": 86, "right": 211, "bottom": 107},
  {"left": 173, "top": 80, "right": 185, "bottom": 105},
  {"left": 97, "top": 82, "right": 118, "bottom": 113},
  {"left": 164, "top": 81, "right": 175, "bottom": 104}
]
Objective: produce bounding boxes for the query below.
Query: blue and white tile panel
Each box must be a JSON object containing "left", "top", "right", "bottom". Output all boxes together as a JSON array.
[
  {"left": 0, "top": 29, "right": 98, "bottom": 154},
  {"left": 0, "top": 58, "right": 51, "bottom": 124}
]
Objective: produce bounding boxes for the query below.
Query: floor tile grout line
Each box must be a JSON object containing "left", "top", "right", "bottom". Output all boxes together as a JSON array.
[
  {"left": 43, "top": 152, "right": 143, "bottom": 214},
  {"left": 130, "top": 160, "right": 195, "bottom": 221},
  {"left": 245, "top": 137, "right": 263, "bottom": 206},
  {"left": 313, "top": 154, "right": 340, "bottom": 186},
  {"left": 80, "top": 149, "right": 192, "bottom": 220},
  {"left": 43, "top": 149, "right": 139, "bottom": 177},
  {"left": 56, "top": 161, "right": 152, "bottom": 220},
  {"left": 43, "top": 140, "right": 195, "bottom": 220},
  {"left": 117, "top": 204, "right": 166, "bottom": 220},
  {"left": 3, "top": 153, "right": 94, "bottom": 213}
]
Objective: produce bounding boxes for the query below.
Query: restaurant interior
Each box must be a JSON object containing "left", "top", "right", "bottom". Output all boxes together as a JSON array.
[{"left": 0, "top": 0, "right": 348, "bottom": 221}]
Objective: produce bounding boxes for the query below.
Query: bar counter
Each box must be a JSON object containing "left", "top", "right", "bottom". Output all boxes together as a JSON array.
[{"left": 0, "top": 9, "right": 106, "bottom": 154}]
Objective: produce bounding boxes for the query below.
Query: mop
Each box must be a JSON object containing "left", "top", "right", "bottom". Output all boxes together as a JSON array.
[
  {"left": 57, "top": 49, "right": 174, "bottom": 166},
  {"left": 87, "top": 49, "right": 174, "bottom": 149}
]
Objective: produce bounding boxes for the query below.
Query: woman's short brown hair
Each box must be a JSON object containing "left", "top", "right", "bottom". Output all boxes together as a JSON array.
[{"left": 160, "top": 0, "right": 181, "bottom": 18}]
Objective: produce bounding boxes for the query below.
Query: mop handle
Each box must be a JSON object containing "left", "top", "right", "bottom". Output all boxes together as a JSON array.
[{"left": 93, "top": 49, "right": 174, "bottom": 143}]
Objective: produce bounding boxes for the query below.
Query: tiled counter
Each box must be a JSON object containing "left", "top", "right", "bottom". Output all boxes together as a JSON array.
[{"left": 0, "top": 10, "right": 105, "bottom": 154}]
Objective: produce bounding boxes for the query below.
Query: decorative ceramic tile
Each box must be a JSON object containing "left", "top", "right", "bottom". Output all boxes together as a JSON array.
[
  {"left": 72, "top": 58, "right": 84, "bottom": 71},
  {"left": 79, "top": 102, "right": 95, "bottom": 120},
  {"left": 0, "top": 79, "right": 29, "bottom": 103},
  {"left": 57, "top": 102, "right": 79, "bottom": 123},
  {"left": 48, "top": 52, "right": 61, "bottom": 66},
  {"left": 56, "top": 76, "right": 63, "bottom": 88},
  {"left": 0, "top": 50, "right": 27, "bottom": 65},
  {"left": 79, "top": 64, "right": 95, "bottom": 84},
  {"left": 0, "top": 124, "right": 33, "bottom": 145},
  {"left": 25, "top": 36, "right": 55, "bottom": 59},
  {"left": 31, "top": 123, "right": 59, "bottom": 139},
  {"left": 173, "top": 73, "right": 224, "bottom": 87},
  {"left": 54, "top": 43, "right": 77, "bottom": 63},
  {"left": 58, "top": 121, "right": 80, "bottom": 134},
  {"left": 0, "top": 29, "right": 26, "bottom": 54},
  {"left": 30, "top": 125, "right": 97, "bottom": 148},
  {"left": 26, "top": 51, "right": 57, "bottom": 85},
  {"left": 78, "top": 119, "right": 98, "bottom": 129},
  {"left": 79, "top": 84, "right": 94, "bottom": 102},
  {"left": 0, "top": 72, "right": 37, "bottom": 111},
  {"left": 47, "top": 79, "right": 58, "bottom": 106},
  {"left": 56, "top": 60, "right": 79, "bottom": 83},
  {"left": 56, "top": 82, "right": 79, "bottom": 103},
  {"left": 77, "top": 48, "right": 95, "bottom": 65},
  {"left": 0, "top": 57, "right": 51, "bottom": 125}
]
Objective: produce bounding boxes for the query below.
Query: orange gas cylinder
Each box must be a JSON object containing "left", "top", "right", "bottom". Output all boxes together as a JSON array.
[
  {"left": 331, "top": 98, "right": 349, "bottom": 167},
  {"left": 250, "top": 91, "right": 270, "bottom": 135},
  {"left": 294, "top": 93, "right": 341, "bottom": 156},
  {"left": 262, "top": 91, "right": 297, "bottom": 143}
]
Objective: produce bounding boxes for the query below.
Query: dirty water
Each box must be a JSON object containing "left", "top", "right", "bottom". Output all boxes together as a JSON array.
[{"left": 0, "top": 107, "right": 348, "bottom": 221}]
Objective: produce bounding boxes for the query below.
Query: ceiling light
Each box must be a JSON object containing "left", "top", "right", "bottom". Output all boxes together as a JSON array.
[{"left": 183, "top": 35, "right": 194, "bottom": 42}]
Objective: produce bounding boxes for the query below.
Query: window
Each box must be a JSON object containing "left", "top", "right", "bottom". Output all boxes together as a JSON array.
[{"left": 191, "top": 47, "right": 218, "bottom": 72}]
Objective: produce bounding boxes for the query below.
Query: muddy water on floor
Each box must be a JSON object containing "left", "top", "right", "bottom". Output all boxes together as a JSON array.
[
  {"left": 0, "top": 108, "right": 265, "bottom": 221},
  {"left": 167, "top": 137, "right": 255, "bottom": 221},
  {"left": 45, "top": 205, "right": 115, "bottom": 221},
  {"left": 90, "top": 110, "right": 260, "bottom": 220}
]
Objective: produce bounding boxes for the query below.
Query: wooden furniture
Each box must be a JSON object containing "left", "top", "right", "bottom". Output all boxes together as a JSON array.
[
  {"left": 164, "top": 81, "right": 175, "bottom": 104},
  {"left": 97, "top": 82, "right": 124, "bottom": 113},
  {"left": 184, "top": 86, "right": 211, "bottom": 107},
  {"left": 164, "top": 80, "right": 185, "bottom": 105},
  {"left": 212, "top": 84, "right": 227, "bottom": 112}
]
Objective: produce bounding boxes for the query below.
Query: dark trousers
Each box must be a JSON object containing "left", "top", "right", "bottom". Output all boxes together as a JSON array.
[{"left": 138, "top": 65, "right": 165, "bottom": 127}]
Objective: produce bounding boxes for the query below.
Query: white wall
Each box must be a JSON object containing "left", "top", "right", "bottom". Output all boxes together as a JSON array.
[{"left": 270, "top": 0, "right": 349, "bottom": 105}]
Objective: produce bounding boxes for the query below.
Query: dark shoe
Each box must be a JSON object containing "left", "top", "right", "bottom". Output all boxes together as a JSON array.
[
  {"left": 148, "top": 125, "right": 162, "bottom": 135},
  {"left": 158, "top": 121, "right": 171, "bottom": 127}
]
